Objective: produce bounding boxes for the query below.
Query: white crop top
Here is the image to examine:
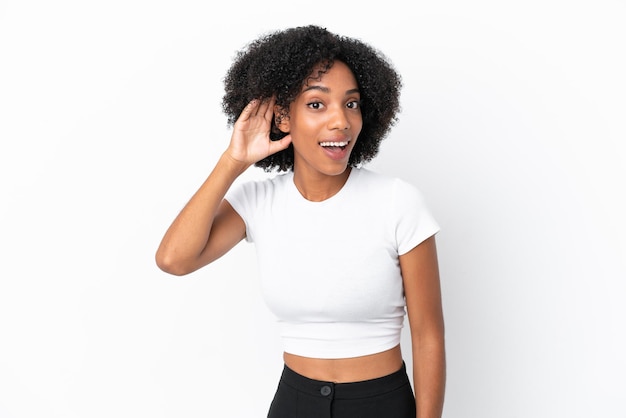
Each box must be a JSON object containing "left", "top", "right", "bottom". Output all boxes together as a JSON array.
[{"left": 225, "top": 168, "right": 439, "bottom": 359}]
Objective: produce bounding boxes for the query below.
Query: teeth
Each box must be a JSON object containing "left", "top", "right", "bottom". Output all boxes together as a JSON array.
[{"left": 320, "top": 141, "right": 348, "bottom": 147}]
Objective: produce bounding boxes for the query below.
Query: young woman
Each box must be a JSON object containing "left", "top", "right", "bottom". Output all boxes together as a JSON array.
[{"left": 156, "top": 25, "right": 445, "bottom": 418}]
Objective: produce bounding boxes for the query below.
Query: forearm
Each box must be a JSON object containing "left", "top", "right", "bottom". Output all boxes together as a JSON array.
[
  {"left": 155, "top": 152, "right": 249, "bottom": 274},
  {"left": 412, "top": 336, "right": 446, "bottom": 418}
]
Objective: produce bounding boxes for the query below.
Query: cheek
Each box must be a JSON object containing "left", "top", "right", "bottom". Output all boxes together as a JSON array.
[
  {"left": 351, "top": 109, "right": 363, "bottom": 126},
  {"left": 289, "top": 116, "right": 318, "bottom": 138},
  {"left": 352, "top": 116, "right": 363, "bottom": 136}
]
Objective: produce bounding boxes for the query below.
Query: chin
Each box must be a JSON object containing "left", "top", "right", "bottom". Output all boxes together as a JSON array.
[{"left": 322, "top": 163, "right": 351, "bottom": 177}]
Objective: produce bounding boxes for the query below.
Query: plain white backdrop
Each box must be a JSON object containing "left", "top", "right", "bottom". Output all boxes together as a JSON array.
[{"left": 1, "top": 1, "right": 624, "bottom": 417}]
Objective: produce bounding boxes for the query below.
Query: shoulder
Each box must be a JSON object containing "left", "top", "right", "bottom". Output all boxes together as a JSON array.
[
  {"left": 225, "top": 171, "right": 293, "bottom": 224},
  {"left": 229, "top": 171, "right": 293, "bottom": 198},
  {"left": 352, "top": 168, "right": 435, "bottom": 223},
  {"left": 351, "top": 168, "right": 424, "bottom": 199}
]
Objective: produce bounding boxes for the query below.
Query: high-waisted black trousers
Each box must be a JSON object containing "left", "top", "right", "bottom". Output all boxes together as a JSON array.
[{"left": 267, "top": 362, "right": 416, "bottom": 418}]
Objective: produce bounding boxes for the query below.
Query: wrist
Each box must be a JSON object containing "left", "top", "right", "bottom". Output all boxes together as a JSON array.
[{"left": 219, "top": 152, "right": 252, "bottom": 175}]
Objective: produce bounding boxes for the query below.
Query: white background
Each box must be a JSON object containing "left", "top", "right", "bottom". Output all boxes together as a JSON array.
[{"left": 1, "top": 1, "right": 625, "bottom": 417}]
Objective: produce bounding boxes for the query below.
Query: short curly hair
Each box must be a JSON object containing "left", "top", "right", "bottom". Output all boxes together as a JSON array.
[{"left": 222, "top": 25, "right": 402, "bottom": 172}]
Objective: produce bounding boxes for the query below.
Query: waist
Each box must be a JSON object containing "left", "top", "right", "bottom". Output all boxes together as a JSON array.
[
  {"left": 278, "top": 320, "right": 404, "bottom": 359},
  {"left": 283, "top": 344, "right": 403, "bottom": 383},
  {"left": 278, "top": 356, "right": 410, "bottom": 400}
]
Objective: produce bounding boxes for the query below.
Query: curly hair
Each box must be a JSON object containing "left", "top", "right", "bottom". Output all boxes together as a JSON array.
[{"left": 222, "top": 25, "right": 402, "bottom": 172}]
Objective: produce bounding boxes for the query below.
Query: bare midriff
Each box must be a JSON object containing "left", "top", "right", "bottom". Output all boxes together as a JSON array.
[{"left": 283, "top": 344, "right": 404, "bottom": 383}]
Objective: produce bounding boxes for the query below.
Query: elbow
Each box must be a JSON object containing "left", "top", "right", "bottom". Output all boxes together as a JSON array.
[{"left": 155, "top": 250, "right": 195, "bottom": 276}]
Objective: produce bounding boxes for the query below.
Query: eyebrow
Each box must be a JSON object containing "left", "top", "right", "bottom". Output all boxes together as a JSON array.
[{"left": 302, "top": 85, "right": 360, "bottom": 95}]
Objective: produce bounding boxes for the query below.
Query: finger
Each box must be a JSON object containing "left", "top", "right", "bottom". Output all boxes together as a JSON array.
[
  {"left": 268, "top": 134, "right": 292, "bottom": 154},
  {"left": 256, "top": 97, "right": 272, "bottom": 117},
  {"left": 263, "top": 96, "right": 277, "bottom": 120},
  {"left": 239, "top": 99, "right": 259, "bottom": 121}
]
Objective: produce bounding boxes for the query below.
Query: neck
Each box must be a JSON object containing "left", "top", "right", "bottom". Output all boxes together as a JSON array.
[{"left": 293, "top": 166, "right": 352, "bottom": 202}]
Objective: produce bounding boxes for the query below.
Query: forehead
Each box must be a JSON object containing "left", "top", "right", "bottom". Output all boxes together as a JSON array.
[{"left": 303, "top": 61, "right": 358, "bottom": 89}]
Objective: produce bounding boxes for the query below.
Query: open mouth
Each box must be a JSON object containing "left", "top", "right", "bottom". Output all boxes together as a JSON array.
[{"left": 319, "top": 141, "right": 349, "bottom": 151}]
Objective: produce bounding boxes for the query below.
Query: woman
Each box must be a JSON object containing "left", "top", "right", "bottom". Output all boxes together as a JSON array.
[{"left": 156, "top": 25, "right": 445, "bottom": 418}]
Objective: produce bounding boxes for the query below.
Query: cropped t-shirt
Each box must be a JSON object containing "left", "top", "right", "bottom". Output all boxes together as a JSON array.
[{"left": 225, "top": 167, "right": 439, "bottom": 359}]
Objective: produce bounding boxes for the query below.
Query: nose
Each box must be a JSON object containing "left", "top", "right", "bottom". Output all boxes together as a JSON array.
[{"left": 328, "top": 106, "right": 350, "bottom": 130}]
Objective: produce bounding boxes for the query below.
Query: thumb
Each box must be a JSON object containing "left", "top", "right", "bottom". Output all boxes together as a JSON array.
[{"left": 268, "top": 134, "right": 292, "bottom": 155}]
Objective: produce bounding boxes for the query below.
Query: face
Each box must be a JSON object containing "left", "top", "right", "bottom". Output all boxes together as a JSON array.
[{"left": 277, "top": 60, "right": 363, "bottom": 178}]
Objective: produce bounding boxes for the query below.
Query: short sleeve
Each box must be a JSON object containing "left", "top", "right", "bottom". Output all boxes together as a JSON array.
[
  {"left": 224, "top": 181, "right": 257, "bottom": 243},
  {"left": 392, "top": 178, "right": 440, "bottom": 255}
]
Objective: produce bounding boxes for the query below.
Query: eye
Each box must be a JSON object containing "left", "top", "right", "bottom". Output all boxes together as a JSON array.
[
  {"left": 306, "top": 101, "right": 324, "bottom": 110},
  {"left": 347, "top": 100, "right": 361, "bottom": 109}
]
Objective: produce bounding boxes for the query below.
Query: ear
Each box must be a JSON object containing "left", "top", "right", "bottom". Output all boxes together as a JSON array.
[{"left": 274, "top": 105, "right": 290, "bottom": 133}]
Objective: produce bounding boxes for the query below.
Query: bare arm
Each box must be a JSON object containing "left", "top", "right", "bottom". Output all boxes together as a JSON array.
[
  {"left": 400, "top": 236, "right": 446, "bottom": 418},
  {"left": 155, "top": 97, "right": 292, "bottom": 276}
]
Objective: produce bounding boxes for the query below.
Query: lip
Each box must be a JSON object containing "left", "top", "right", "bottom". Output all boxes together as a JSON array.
[
  {"left": 320, "top": 135, "right": 350, "bottom": 144},
  {"left": 319, "top": 139, "right": 351, "bottom": 161}
]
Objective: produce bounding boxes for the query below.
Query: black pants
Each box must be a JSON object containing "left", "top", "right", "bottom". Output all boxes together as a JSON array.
[{"left": 267, "top": 362, "right": 416, "bottom": 418}]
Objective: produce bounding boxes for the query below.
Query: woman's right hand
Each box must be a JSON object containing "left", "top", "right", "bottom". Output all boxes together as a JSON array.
[
  {"left": 157, "top": 97, "right": 292, "bottom": 276},
  {"left": 225, "top": 96, "right": 292, "bottom": 166}
]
